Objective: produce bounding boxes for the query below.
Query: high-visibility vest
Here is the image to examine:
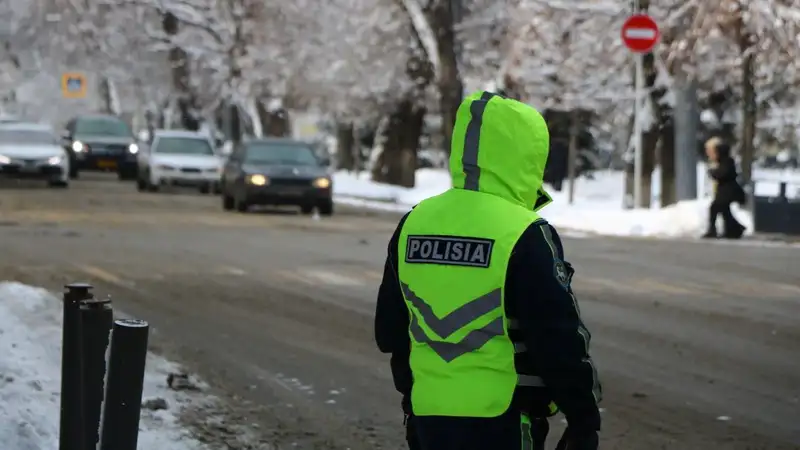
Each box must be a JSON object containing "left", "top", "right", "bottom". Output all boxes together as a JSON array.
[{"left": 398, "top": 188, "right": 545, "bottom": 418}]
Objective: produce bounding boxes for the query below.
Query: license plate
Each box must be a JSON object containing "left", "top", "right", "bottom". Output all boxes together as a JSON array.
[
  {"left": 97, "top": 159, "right": 116, "bottom": 169},
  {"left": 280, "top": 188, "right": 304, "bottom": 196},
  {"left": 21, "top": 162, "right": 38, "bottom": 173}
]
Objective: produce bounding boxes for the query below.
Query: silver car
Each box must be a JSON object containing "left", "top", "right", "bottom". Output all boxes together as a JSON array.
[
  {"left": 136, "top": 129, "right": 222, "bottom": 193},
  {"left": 0, "top": 123, "right": 71, "bottom": 188}
]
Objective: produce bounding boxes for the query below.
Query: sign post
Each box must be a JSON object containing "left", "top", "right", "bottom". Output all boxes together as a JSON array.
[
  {"left": 621, "top": 12, "right": 659, "bottom": 208},
  {"left": 61, "top": 72, "right": 87, "bottom": 99}
]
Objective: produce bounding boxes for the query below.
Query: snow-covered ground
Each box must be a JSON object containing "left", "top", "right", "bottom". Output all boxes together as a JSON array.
[
  {"left": 0, "top": 282, "right": 211, "bottom": 450},
  {"left": 333, "top": 167, "right": 800, "bottom": 238}
]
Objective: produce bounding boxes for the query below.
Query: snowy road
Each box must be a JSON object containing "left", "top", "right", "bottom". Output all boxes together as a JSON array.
[{"left": 1, "top": 174, "right": 798, "bottom": 449}]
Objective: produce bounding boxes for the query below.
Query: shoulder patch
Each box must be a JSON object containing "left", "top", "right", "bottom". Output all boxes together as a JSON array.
[
  {"left": 405, "top": 235, "right": 494, "bottom": 268},
  {"left": 553, "top": 259, "right": 572, "bottom": 289}
]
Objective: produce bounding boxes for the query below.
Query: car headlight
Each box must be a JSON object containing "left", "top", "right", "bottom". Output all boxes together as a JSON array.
[
  {"left": 312, "top": 177, "right": 331, "bottom": 189},
  {"left": 248, "top": 174, "right": 268, "bottom": 186},
  {"left": 156, "top": 164, "right": 175, "bottom": 171},
  {"left": 0, "top": 154, "right": 9, "bottom": 164},
  {"left": 47, "top": 156, "right": 62, "bottom": 165},
  {"left": 72, "top": 141, "right": 86, "bottom": 152},
  {"left": 128, "top": 143, "right": 139, "bottom": 154}
]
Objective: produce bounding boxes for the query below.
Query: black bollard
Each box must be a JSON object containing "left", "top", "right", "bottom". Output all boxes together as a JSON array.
[
  {"left": 100, "top": 319, "right": 150, "bottom": 450},
  {"left": 59, "top": 283, "right": 93, "bottom": 450},
  {"left": 79, "top": 298, "right": 113, "bottom": 450}
]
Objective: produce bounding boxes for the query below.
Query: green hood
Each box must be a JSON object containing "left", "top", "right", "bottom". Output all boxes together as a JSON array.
[{"left": 449, "top": 91, "right": 552, "bottom": 211}]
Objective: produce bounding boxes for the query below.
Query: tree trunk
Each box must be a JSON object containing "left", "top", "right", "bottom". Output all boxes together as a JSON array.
[
  {"left": 371, "top": 148, "right": 388, "bottom": 182},
  {"left": 567, "top": 110, "right": 579, "bottom": 204},
  {"left": 229, "top": 103, "right": 242, "bottom": 144},
  {"left": 438, "top": 75, "right": 462, "bottom": 155},
  {"left": 163, "top": 12, "right": 199, "bottom": 131},
  {"left": 256, "top": 100, "right": 270, "bottom": 137},
  {"left": 657, "top": 63, "right": 677, "bottom": 206},
  {"left": 739, "top": 37, "right": 756, "bottom": 186},
  {"left": 374, "top": 99, "right": 425, "bottom": 187},
  {"left": 2, "top": 42, "right": 20, "bottom": 69},
  {"left": 98, "top": 77, "right": 113, "bottom": 114},
  {"left": 500, "top": 74, "right": 524, "bottom": 100},
  {"left": 641, "top": 128, "right": 658, "bottom": 208},
  {"left": 428, "top": 0, "right": 463, "bottom": 154},
  {"left": 268, "top": 111, "right": 290, "bottom": 137},
  {"left": 353, "top": 124, "right": 371, "bottom": 170},
  {"left": 157, "top": 99, "right": 169, "bottom": 128},
  {"left": 336, "top": 122, "right": 356, "bottom": 171},
  {"left": 256, "top": 99, "right": 290, "bottom": 137},
  {"left": 659, "top": 116, "right": 676, "bottom": 206},
  {"left": 375, "top": 3, "right": 435, "bottom": 186}
]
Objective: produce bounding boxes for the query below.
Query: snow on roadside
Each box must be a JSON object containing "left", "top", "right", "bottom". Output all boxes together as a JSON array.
[
  {"left": 0, "top": 282, "right": 209, "bottom": 450},
  {"left": 334, "top": 169, "right": 450, "bottom": 207},
  {"left": 332, "top": 168, "right": 798, "bottom": 238}
]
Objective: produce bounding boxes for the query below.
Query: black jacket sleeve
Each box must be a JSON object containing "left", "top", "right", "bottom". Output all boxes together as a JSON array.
[
  {"left": 708, "top": 157, "right": 737, "bottom": 183},
  {"left": 374, "top": 211, "right": 413, "bottom": 400},
  {"left": 506, "top": 220, "right": 601, "bottom": 434}
]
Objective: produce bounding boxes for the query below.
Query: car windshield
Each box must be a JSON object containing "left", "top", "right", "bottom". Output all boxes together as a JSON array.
[
  {"left": 0, "top": 129, "right": 57, "bottom": 145},
  {"left": 74, "top": 118, "right": 131, "bottom": 137},
  {"left": 155, "top": 137, "right": 214, "bottom": 155},
  {"left": 244, "top": 143, "right": 319, "bottom": 166}
]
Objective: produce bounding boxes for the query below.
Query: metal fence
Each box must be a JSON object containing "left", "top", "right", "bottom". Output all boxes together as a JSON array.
[{"left": 753, "top": 181, "right": 800, "bottom": 235}]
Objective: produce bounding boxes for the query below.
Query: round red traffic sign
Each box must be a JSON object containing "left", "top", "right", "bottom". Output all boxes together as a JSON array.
[{"left": 621, "top": 14, "right": 659, "bottom": 53}]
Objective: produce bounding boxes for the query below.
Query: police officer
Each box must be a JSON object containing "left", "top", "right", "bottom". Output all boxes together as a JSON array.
[{"left": 374, "top": 91, "right": 602, "bottom": 450}]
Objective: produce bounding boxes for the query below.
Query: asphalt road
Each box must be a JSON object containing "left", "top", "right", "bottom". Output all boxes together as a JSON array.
[{"left": 1, "top": 174, "right": 798, "bottom": 450}]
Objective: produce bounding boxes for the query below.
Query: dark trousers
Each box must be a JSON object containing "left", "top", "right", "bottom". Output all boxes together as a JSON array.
[
  {"left": 707, "top": 200, "right": 744, "bottom": 237},
  {"left": 407, "top": 409, "right": 548, "bottom": 450}
]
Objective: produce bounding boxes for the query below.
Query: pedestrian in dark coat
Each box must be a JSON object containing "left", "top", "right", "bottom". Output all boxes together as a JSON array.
[{"left": 703, "top": 138, "right": 746, "bottom": 239}]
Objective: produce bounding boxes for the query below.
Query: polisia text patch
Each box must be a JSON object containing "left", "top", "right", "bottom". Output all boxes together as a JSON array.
[{"left": 405, "top": 235, "right": 494, "bottom": 268}]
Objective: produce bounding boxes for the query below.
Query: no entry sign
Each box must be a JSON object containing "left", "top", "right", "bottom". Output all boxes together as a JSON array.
[{"left": 621, "top": 14, "right": 659, "bottom": 53}]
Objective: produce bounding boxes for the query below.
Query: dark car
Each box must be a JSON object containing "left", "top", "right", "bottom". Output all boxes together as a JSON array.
[
  {"left": 220, "top": 138, "right": 333, "bottom": 215},
  {"left": 61, "top": 114, "right": 139, "bottom": 180}
]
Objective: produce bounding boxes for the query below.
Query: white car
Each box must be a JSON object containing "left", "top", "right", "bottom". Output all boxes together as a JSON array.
[
  {"left": 0, "top": 122, "right": 70, "bottom": 187},
  {"left": 136, "top": 130, "right": 222, "bottom": 193}
]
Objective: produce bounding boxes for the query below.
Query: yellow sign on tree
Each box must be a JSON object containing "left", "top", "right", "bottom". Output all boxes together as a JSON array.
[{"left": 61, "top": 72, "right": 87, "bottom": 99}]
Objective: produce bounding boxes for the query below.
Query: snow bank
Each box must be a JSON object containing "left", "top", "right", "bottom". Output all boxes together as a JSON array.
[
  {"left": 333, "top": 168, "right": 798, "bottom": 238},
  {"left": 0, "top": 282, "right": 209, "bottom": 450},
  {"left": 537, "top": 170, "right": 754, "bottom": 238},
  {"left": 334, "top": 169, "right": 451, "bottom": 207}
]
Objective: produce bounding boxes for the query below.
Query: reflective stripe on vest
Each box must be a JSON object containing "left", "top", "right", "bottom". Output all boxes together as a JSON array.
[
  {"left": 507, "top": 319, "right": 547, "bottom": 387},
  {"left": 403, "top": 282, "right": 545, "bottom": 387},
  {"left": 403, "top": 283, "right": 502, "bottom": 362},
  {"left": 462, "top": 91, "right": 505, "bottom": 191}
]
